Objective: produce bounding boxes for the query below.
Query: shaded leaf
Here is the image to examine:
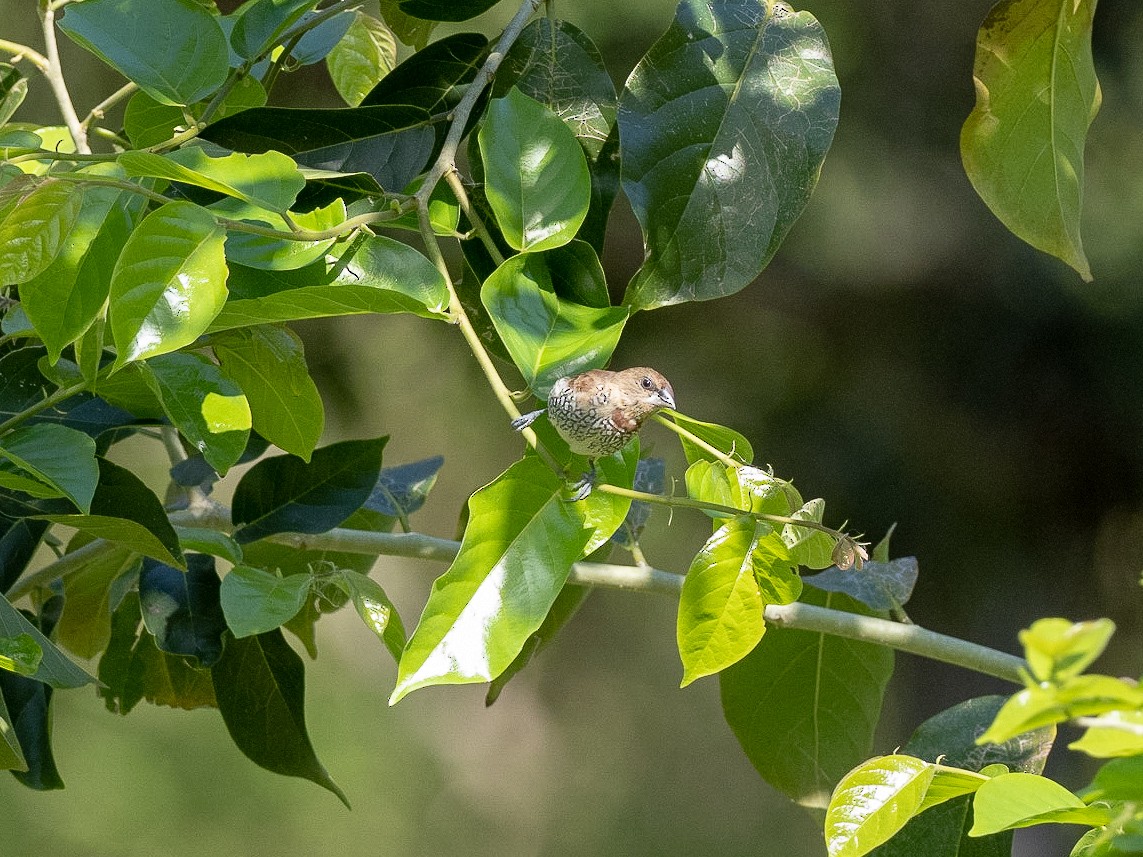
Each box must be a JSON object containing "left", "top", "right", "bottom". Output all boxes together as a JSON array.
[
  {"left": 0, "top": 593, "right": 96, "bottom": 689},
  {"left": 174, "top": 527, "right": 243, "bottom": 566},
  {"left": 0, "top": 670, "right": 61, "bottom": 789},
  {"left": 365, "top": 455, "right": 444, "bottom": 522},
  {"left": 216, "top": 197, "right": 343, "bottom": 272},
  {"left": 56, "top": 543, "right": 139, "bottom": 660},
  {"left": 0, "top": 685, "right": 28, "bottom": 771},
  {"left": 0, "top": 423, "right": 98, "bottom": 512},
  {"left": 289, "top": 10, "right": 356, "bottom": 65},
  {"left": 905, "top": 696, "right": 1054, "bottom": 775},
  {"left": 139, "top": 555, "right": 227, "bottom": 667},
  {"left": 376, "top": 0, "right": 435, "bottom": 49},
  {"left": 0, "top": 634, "right": 41, "bottom": 677},
  {"left": 0, "top": 517, "right": 49, "bottom": 594},
  {"left": 804, "top": 557, "right": 920, "bottom": 611},
  {"left": 230, "top": 0, "right": 316, "bottom": 60},
  {"left": 0, "top": 63, "right": 28, "bottom": 127},
  {"left": 393, "top": 0, "right": 500, "bottom": 22},
  {"left": 339, "top": 570, "right": 404, "bottom": 662},
  {"left": 362, "top": 32, "right": 486, "bottom": 118}
]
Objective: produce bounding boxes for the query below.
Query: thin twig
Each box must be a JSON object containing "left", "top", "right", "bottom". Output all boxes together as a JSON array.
[
  {"left": 82, "top": 82, "right": 138, "bottom": 130},
  {"left": 39, "top": 1, "right": 89, "bottom": 154}
]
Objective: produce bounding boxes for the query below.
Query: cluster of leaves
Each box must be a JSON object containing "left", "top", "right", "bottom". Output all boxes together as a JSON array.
[{"left": 0, "top": 0, "right": 1133, "bottom": 854}]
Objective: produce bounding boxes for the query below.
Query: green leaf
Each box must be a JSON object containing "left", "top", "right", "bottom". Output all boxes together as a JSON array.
[
  {"left": 825, "top": 755, "right": 936, "bottom": 857},
  {"left": 289, "top": 10, "right": 356, "bottom": 65},
  {"left": 665, "top": 412, "right": 754, "bottom": 465},
  {"left": 0, "top": 63, "right": 28, "bottom": 127},
  {"left": 961, "top": 0, "right": 1100, "bottom": 280},
  {"left": 328, "top": 11, "right": 397, "bottom": 107},
  {"left": 0, "top": 685, "right": 28, "bottom": 772},
  {"left": 0, "top": 518, "right": 48, "bottom": 595},
  {"left": 0, "top": 424, "right": 98, "bottom": 512},
  {"left": 210, "top": 234, "right": 448, "bottom": 330},
  {"left": 142, "top": 351, "right": 251, "bottom": 475},
  {"left": 782, "top": 498, "right": 837, "bottom": 569},
  {"left": 109, "top": 201, "right": 228, "bottom": 368},
  {"left": 620, "top": 0, "right": 840, "bottom": 310},
  {"left": 37, "top": 458, "right": 184, "bottom": 568},
  {"left": 0, "top": 179, "right": 83, "bottom": 285},
  {"left": 383, "top": 175, "right": 460, "bottom": 236},
  {"left": 904, "top": 696, "right": 1054, "bottom": 776},
  {"left": 59, "top": 0, "right": 229, "bottom": 106},
  {"left": 212, "top": 325, "right": 324, "bottom": 460},
  {"left": 494, "top": 19, "right": 619, "bottom": 252},
  {"left": 0, "top": 668, "right": 62, "bottom": 789},
  {"left": 138, "top": 555, "right": 227, "bottom": 667},
  {"left": 230, "top": 0, "right": 316, "bottom": 59},
  {"left": 56, "top": 543, "right": 139, "bottom": 660},
  {"left": 391, "top": 456, "right": 607, "bottom": 703},
  {"left": 479, "top": 88, "right": 590, "bottom": 252},
  {"left": 123, "top": 78, "right": 268, "bottom": 148},
  {"left": 376, "top": 0, "right": 435, "bottom": 48},
  {"left": 805, "top": 558, "right": 921, "bottom": 611},
  {"left": 1089, "top": 756, "right": 1143, "bottom": 803},
  {"left": 217, "top": 197, "right": 343, "bottom": 271},
  {"left": 393, "top": 0, "right": 500, "bottom": 22},
  {"left": 0, "top": 594, "right": 96, "bottom": 689},
  {"left": 1069, "top": 711, "right": 1143, "bottom": 758},
  {"left": 221, "top": 565, "right": 313, "bottom": 638},
  {"left": 231, "top": 437, "right": 387, "bottom": 544},
  {"left": 364, "top": 455, "right": 444, "bottom": 522},
  {"left": 980, "top": 675, "right": 1143, "bottom": 745},
  {"left": 211, "top": 628, "right": 348, "bottom": 806},
  {"left": 969, "top": 773, "right": 1112, "bottom": 835},
  {"left": 339, "top": 570, "right": 405, "bottom": 662},
  {"left": 119, "top": 148, "right": 305, "bottom": 213},
  {"left": 481, "top": 253, "right": 628, "bottom": 395},
  {"left": 721, "top": 587, "right": 894, "bottom": 807},
  {"left": 1020, "top": 617, "right": 1116, "bottom": 682},
  {"left": 362, "top": 32, "right": 485, "bottom": 120},
  {"left": 174, "top": 527, "right": 244, "bottom": 565},
  {"left": 0, "top": 634, "right": 41, "bottom": 677}
]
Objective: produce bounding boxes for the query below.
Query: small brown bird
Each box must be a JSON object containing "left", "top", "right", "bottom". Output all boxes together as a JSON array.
[{"left": 512, "top": 367, "right": 676, "bottom": 498}]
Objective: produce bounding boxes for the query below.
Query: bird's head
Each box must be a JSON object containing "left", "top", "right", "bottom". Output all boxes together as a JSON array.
[{"left": 615, "top": 367, "right": 676, "bottom": 416}]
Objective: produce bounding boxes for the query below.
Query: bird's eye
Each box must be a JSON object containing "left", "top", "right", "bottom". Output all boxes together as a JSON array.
[{"left": 641, "top": 376, "right": 653, "bottom": 390}]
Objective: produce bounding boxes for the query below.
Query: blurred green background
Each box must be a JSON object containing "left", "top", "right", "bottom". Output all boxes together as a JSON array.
[{"left": 3, "top": 0, "right": 1143, "bottom": 854}]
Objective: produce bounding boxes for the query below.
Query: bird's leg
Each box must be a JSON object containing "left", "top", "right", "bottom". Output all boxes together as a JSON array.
[
  {"left": 511, "top": 408, "right": 545, "bottom": 431},
  {"left": 568, "top": 459, "right": 596, "bottom": 502}
]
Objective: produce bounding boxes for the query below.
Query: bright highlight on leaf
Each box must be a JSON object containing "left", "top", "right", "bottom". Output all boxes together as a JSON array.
[{"left": 202, "top": 393, "right": 253, "bottom": 434}]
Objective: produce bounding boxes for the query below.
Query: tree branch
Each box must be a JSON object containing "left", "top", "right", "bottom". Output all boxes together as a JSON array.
[{"left": 38, "top": 1, "right": 89, "bottom": 154}]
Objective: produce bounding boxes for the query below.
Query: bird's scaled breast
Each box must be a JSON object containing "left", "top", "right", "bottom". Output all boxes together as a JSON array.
[{"left": 546, "top": 382, "right": 630, "bottom": 457}]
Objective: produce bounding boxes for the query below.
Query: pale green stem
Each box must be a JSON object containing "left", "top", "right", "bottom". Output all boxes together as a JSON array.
[
  {"left": 652, "top": 413, "right": 744, "bottom": 469},
  {"left": 82, "top": 82, "right": 138, "bottom": 130},
  {"left": 0, "top": 39, "right": 50, "bottom": 74},
  {"left": 443, "top": 169, "right": 505, "bottom": 266}
]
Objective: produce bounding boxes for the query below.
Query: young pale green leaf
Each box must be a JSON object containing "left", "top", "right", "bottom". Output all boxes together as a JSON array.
[
  {"left": 59, "top": 0, "right": 229, "bottom": 106},
  {"left": 0, "top": 633, "right": 42, "bottom": 677},
  {"left": 212, "top": 325, "right": 324, "bottom": 460},
  {"left": 1069, "top": 711, "right": 1143, "bottom": 758},
  {"left": 231, "top": 437, "right": 387, "bottom": 544},
  {"left": 1019, "top": 617, "right": 1116, "bottom": 683},
  {"left": 665, "top": 412, "right": 754, "bottom": 466},
  {"left": 142, "top": 352, "right": 251, "bottom": 476},
  {"left": 393, "top": 0, "right": 500, "bottom": 21},
  {"left": 109, "top": 201, "right": 228, "bottom": 368},
  {"left": 620, "top": 0, "right": 840, "bottom": 310},
  {"left": 961, "top": 0, "right": 1100, "bottom": 281},
  {"left": 327, "top": 11, "right": 397, "bottom": 107},
  {"left": 138, "top": 556, "right": 227, "bottom": 667},
  {"left": 980, "top": 675, "right": 1143, "bottom": 745},
  {"left": 684, "top": 460, "right": 737, "bottom": 518},
  {"left": 229, "top": 0, "right": 316, "bottom": 59},
  {"left": 210, "top": 234, "right": 448, "bottom": 330},
  {"left": 220, "top": 565, "right": 313, "bottom": 638},
  {"left": 479, "top": 88, "right": 591, "bottom": 252},
  {"left": 494, "top": 19, "right": 618, "bottom": 252},
  {"left": 211, "top": 628, "right": 348, "bottom": 806},
  {"left": 0, "top": 424, "right": 98, "bottom": 513},
  {"left": 969, "top": 773, "right": 1112, "bottom": 835},
  {"left": 0, "top": 63, "right": 28, "bottom": 127},
  {"left": 217, "top": 197, "right": 343, "bottom": 271},
  {"left": 825, "top": 755, "right": 936, "bottom": 857},
  {"left": 721, "top": 587, "right": 894, "bottom": 808},
  {"left": 731, "top": 465, "right": 796, "bottom": 517},
  {"left": 391, "top": 457, "right": 600, "bottom": 703},
  {"left": 375, "top": 0, "right": 434, "bottom": 48},
  {"left": 1088, "top": 756, "right": 1143, "bottom": 804},
  {"left": 783, "top": 498, "right": 837, "bottom": 569},
  {"left": 37, "top": 458, "right": 184, "bottom": 568},
  {"left": 174, "top": 527, "right": 244, "bottom": 566},
  {"left": 338, "top": 570, "right": 405, "bottom": 662},
  {"left": 481, "top": 253, "right": 628, "bottom": 396},
  {"left": 805, "top": 558, "right": 920, "bottom": 611},
  {"left": 56, "top": 544, "right": 139, "bottom": 661},
  {"left": 123, "top": 77, "right": 269, "bottom": 149},
  {"left": 0, "top": 179, "right": 83, "bottom": 285},
  {"left": 0, "top": 686, "right": 28, "bottom": 771},
  {"left": 119, "top": 148, "right": 305, "bottom": 213},
  {"left": 0, "top": 594, "right": 96, "bottom": 689}
]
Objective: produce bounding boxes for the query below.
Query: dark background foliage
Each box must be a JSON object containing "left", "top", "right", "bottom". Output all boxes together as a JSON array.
[{"left": 3, "top": 0, "right": 1142, "bottom": 854}]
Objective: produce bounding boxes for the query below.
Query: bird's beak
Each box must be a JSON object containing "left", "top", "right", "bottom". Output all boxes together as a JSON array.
[{"left": 657, "top": 388, "right": 676, "bottom": 410}]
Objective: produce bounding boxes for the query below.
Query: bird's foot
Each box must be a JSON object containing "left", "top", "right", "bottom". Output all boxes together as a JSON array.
[
  {"left": 565, "top": 462, "right": 597, "bottom": 501},
  {"left": 511, "top": 409, "right": 545, "bottom": 431}
]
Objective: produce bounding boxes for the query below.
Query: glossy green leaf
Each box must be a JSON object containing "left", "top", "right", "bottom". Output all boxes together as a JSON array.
[
  {"left": 123, "top": 77, "right": 268, "bottom": 148},
  {"left": 782, "top": 498, "right": 837, "bottom": 569},
  {"left": 805, "top": 558, "right": 921, "bottom": 611},
  {"left": 481, "top": 253, "right": 628, "bottom": 395},
  {"left": 721, "top": 587, "right": 894, "bottom": 807},
  {"left": 211, "top": 628, "right": 348, "bottom": 806},
  {"left": 731, "top": 465, "right": 798, "bottom": 516},
  {"left": 217, "top": 197, "right": 343, "bottom": 271},
  {"left": 139, "top": 555, "right": 227, "bottom": 667},
  {"left": 120, "top": 148, "right": 305, "bottom": 213},
  {"left": 0, "top": 179, "right": 83, "bottom": 285},
  {"left": 362, "top": 32, "right": 485, "bottom": 119},
  {"left": 212, "top": 325, "right": 324, "bottom": 459},
  {"left": 825, "top": 755, "right": 936, "bottom": 857},
  {"left": 37, "top": 458, "right": 184, "bottom": 568},
  {"left": 980, "top": 675, "right": 1143, "bottom": 745},
  {"left": 59, "top": 0, "right": 229, "bottom": 106},
  {"left": 393, "top": 0, "right": 499, "bottom": 22},
  {"left": 0, "top": 594, "right": 95, "bottom": 689},
  {"left": 1020, "top": 617, "right": 1115, "bottom": 682},
  {"left": 480, "top": 88, "right": 590, "bottom": 252},
  {"left": 221, "top": 565, "right": 312, "bottom": 638},
  {"left": 1069, "top": 711, "right": 1143, "bottom": 758},
  {"left": 55, "top": 542, "right": 138, "bottom": 661},
  {"left": 665, "top": 412, "right": 754, "bottom": 465},
  {"left": 339, "top": 570, "right": 405, "bottom": 662},
  {"left": 620, "top": 0, "right": 840, "bottom": 310},
  {"left": 0, "top": 685, "right": 28, "bottom": 771},
  {"left": 494, "top": 19, "right": 619, "bottom": 252},
  {"left": 961, "top": 0, "right": 1100, "bottom": 280},
  {"left": 0, "top": 63, "right": 28, "bottom": 127},
  {"left": 0, "top": 634, "right": 41, "bottom": 677},
  {"left": 392, "top": 456, "right": 616, "bottom": 703},
  {"left": 0, "top": 424, "right": 98, "bottom": 512},
  {"left": 684, "top": 459, "right": 737, "bottom": 515},
  {"left": 969, "top": 773, "right": 1112, "bottom": 835},
  {"left": 109, "top": 201, "right": 228, "bottom": 368},
  {"left": 210, "top": 234, "right": 448, "bottom": 330},
  {"left": 142, "top": 352, "right": 251, "bottom": 476},
  {"left": 327, "top": 11, "right": 396, "bottom": 106},
  {"left": 231, "top": 437, "right": 386, "bottom": 544},
  {"left": 230, "top": 0, "right": 316, "bottom": 59}
]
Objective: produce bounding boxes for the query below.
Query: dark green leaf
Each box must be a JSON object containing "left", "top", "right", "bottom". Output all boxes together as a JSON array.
[
  {"left": 0, "top": 594, "right": 95, "bottom": 689},
  {"left": 327, "top": 11, "right": 396, "bottom": 106},
  {"left": 481, "top": 252, "right": 628, "bottom": 396},
  {"left": 480, "top": 88, "right": 591, "bottom": 252},
  {"left": 365, "top": 455, "right": 444, "bottom": 521},
  {"left": 0, "top": 518, "right": 49, "bottom": 594},
  {"left": 220, "top": 565, "right": 313, "bottom": 638},
  {"left": 721, "top": 587, "right": 893, "bottom": 807},
  {"left": 541, "top": 241, "right": 611, "bottom": 308},
  {"left": 231, "top": 437, "right": 387, "bottom": 544},
  {"left": 139, "top": 555, "right": 227, "bottom": 667},
  {"left": 56, "top": 543, "right": 139, "bottom": 660},
  {"left": 0, "top": 179, "right": 83, "bottom": 285},
  {"left": 394, "top": 0, "right": 500, "bottom": 23},
  {"left": 211, "top": 629, "right": 348, "bottom": 805},
  {"left": 961, "top": 0, "right": 1099, "bottom": 280},
  {"left": 362, "top": 33, "right": 486, "bottom": 119},
  {"left": 620, "top": 0, "right": 840, "bottom": 309},
  {"left": 289, "top": 10, "right": 356, "bottom": 65},
  {"left": 0, "top": 63, "right": 28, "bottom": 127},
  {"left": 0, "top": 633, "right": 41, "bottom": 677},
  {"left": 174, "top": 527, "right": 244, "bottom": 565},
  {"left": 0, "top": 684, "right": 28, "bottom": 771},
  {"left": 0, "top": 671, "right": 62, "bottom": 789},
  {"left": 108, "top": 201, "right": 228, "bottom": 368},
  {"left": 230, "top": 0, "right": 316, "bottom": 59},
  {"left": 376, "top": 0, "right": 435, "bottom": 48},
  {"left": 494, "top": 19, "right": 619, "bottom": 252},
  {"left": 142, "top": 351, "right": 251, "bottom": 476},
  {"left": 212, "top": 325, "right": 324, "bottom": 460},
  {"left": 905, "top": 696, "right": 1054, "bottom": 775},
  {"left": 805, "top": 557, "right": 920, "bottom": 610},
  {"left": 123, "top": 78, "right": 268, "bottom": 148},
  {"left": 0, "top": 423, "right": 98, "bottom": 512},
  {"left": 339, "top": 570, "right": 404, "bottom": 662},
  {"left": 59, "top": 0, "right": 229, "bottom": 106}
]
